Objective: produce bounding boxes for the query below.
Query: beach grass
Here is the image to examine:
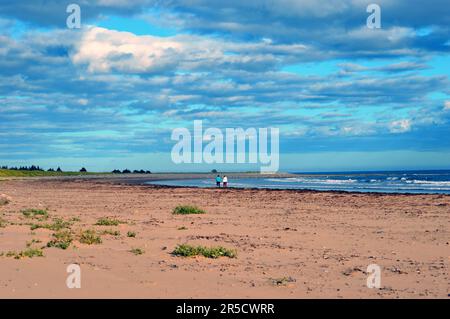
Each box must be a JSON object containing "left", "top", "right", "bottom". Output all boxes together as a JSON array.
[
  {"left": 173, "top": 205, "right": 205, "bottom": 215},
  {"left": 5, "top": 248, "right": 44, "bottom": 259},
  {"left": 172, "top": 244, "right": 237, "bottom": 259},
  {"left": 130, "top": 248, "right": 144, "bottom": 255},
  {"left": 102, "top": 229, "right": 121, "bottom": 236},
  {"left": 79, "top": 230, "right": 102, "bottom": 245},
  {"left": 22, "top": 208, "right": 49, "bottom": 220},
  {"left": 47, "top": 230, "right": 73, "bottom": 250},
  {"left": 95, "top": 217, "right": 122, "bottom": 226},
  {"left": 26, "top": 239, "right": 42, "bottom": 247},
  {"left": 127, "top": 231, "right": 136, "bottom": 238},
  {"left": 30, "top": 217, "right": 71, "bottom": 231}
]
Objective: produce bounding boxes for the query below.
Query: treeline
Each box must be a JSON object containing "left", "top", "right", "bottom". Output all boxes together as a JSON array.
[
  {"left": 1, "top": 165, "right": 79, "bottom": 172},
  {"left": 1, "top": 165, "right": 49, "bottom": 171},
  {"left": 1, "top": 165, "right": 152, "bottom": 174},
  {"left": 111, "top": 169, "right": 152, "bottom": 174}
]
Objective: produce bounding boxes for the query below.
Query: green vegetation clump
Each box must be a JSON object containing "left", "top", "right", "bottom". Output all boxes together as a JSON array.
[
  {"left": 26, "top": 239, "right": 42, "bottom": 247},
  {"left": 0, "top": 197, "right": 9, "bottom": 206},
  {"left": 5, "top": 248, "right": 44, "bottom": 259},
  {"left": 0, "top": 217, "right": 7, "bottom": 228},
  {"left": 130, "top": 248, "right": 144, "bottom": 255},
  {"left": 79, "top": 230, "right": 102, "bottom": 245},
  {"left": 102, "top": 229, "right": 121, "bottom": 236},
  {"left": 48, "top": 218, "right": 71, "bottom": 231},
  {"left": 22, "top": 209, "right": 49, "bottom": 220},
  {"left": 30, "top": 224, "right": 40, "bottom": 230},
  {"left": 95, "top": 217, "right": 121, "bottom": 226},
  {"left": 173, "top": 205, "right": 205, "bottom": 215},
  {"left": 22, "top": 248, "right": 44, "bottom": 258},
  {"left": 30, "top": 218, "right": 71, "bottom": 231},
  {"left": 47, "top": 230, "right": 73, "bottom": 249},
  {"left": 126, "top": 231, "right": 136, "bottom": 238},
  {"left": 172, "top": 244, "right": 237, "bottom": 259}
]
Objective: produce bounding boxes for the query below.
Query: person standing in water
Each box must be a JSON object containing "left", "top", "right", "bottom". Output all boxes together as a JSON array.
[
  {"left": 222, "top": 175, "right": 228, "bottom": 188},
  {"left": 215, "top": 175, "right": 222, "bottom": 187}
]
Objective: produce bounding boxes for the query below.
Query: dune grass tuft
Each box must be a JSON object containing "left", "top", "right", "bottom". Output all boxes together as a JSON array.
[
  {"left": 102, "top": 229, "right": 121, "bottom": 236},
  {"left": 130, "top": 248, "right": 144, "bottom": 255},
  {"left": 22, "top": 248, "right": 44, "bottom": 258},
  {"left": 127, "top": 231, "right": 136, "bottom": 238},
  {"left": 22, "top": 209, "right": 48, "bottom": 220},
  {"left": 79, "top": 230, "right": 102, "bottom": 245},
  {"left": 47, "top": 230, "right": 73, "bottom": 249},
  {"left": 172, "top": 244, "right": 236, "bottom": 259},
  {"left": 30, "top": 217, "right": 71, "bottom": 231},
  {"left": 95, "top": 217, "right": 121, "bottom": 226},
  {"left": 6, "top": 248, "right": 44, "bottom": 259},
  {"left": 26, "top": 239, "right": 42, "bottom": 247},
  {"left": 173, "top": 205, "right": 205, "bottom": 215}
]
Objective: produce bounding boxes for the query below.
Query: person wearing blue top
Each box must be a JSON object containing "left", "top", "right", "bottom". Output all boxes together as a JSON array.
[{"left": 215, "top": 175, "right": 222, "bottom": 187}]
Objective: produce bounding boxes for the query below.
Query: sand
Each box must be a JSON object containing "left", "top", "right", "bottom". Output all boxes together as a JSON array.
[{"left": 0, "top": 177, "right": 449, "bottom": 298}]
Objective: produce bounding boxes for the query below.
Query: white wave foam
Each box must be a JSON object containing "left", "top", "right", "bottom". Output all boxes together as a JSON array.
[
  {"left": 409, "top": 180, "right": 450, "bottom": 186},
  {"left": 265, "top": 178, "right": 357, "bottom": 184}
]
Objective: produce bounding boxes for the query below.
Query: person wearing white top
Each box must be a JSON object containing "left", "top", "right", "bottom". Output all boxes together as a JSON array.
[{"left": 222, "top": 176, "right": 228, "bottom": 187}]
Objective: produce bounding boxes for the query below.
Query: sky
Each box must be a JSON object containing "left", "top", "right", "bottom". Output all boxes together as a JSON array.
[{"left": 0, "top": 0, "right": 449, "bottom": 172}]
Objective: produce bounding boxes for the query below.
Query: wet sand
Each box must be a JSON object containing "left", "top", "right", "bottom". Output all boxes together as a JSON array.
[{"left": 0, "top": 177, "right": 449, "bottom": 298}]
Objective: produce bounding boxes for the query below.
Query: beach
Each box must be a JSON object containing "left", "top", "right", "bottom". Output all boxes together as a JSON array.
[{"left": 0, "top": 176, "right": 449, "bottom": 298}]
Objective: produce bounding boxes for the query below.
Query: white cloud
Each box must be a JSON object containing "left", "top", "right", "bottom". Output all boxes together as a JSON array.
[
  {"left": 444, "top": 100, "right": 450, "bottom": 111},
  {"left": 72, "top": 27, "right": 183, "bottom": 73},
  {"left": 71, "top": 26, "right": 313, "bottom": 74},
  {"left": 77, "top": 98, "right": 89, "bottom": 105},
  {"left": 389, "top": 119, "right": 411, "bottom": 133}
]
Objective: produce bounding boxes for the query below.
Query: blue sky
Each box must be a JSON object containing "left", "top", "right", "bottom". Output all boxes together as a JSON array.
[{"left": 0, "top": 0, "right": 449, "bottom": 172}]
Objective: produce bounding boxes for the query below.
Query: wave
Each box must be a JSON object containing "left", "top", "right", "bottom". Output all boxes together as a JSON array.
[
  {"left": 265, "top": 178, "right": 358, "bottom": 184},
  {"left": 406, "top": 180, "right": 450, "bottom": 186}
]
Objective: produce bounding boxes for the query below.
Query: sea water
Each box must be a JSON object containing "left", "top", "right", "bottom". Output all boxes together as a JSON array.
[{"left": 146, "top": 170, "right": 450, "bottom": 194}]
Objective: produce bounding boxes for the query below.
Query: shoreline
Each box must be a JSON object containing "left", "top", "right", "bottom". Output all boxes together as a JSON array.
[
  {"left": 144, "top": 184, "right": 450, "bottom": 197},
  {"left": 0, "top": 172, "right": 296, "bottom": 182},
  {"left": 6, "top": 173, "right": 449, "bottom": 196}
]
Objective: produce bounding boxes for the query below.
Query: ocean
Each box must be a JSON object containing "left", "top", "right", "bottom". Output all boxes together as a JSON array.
[{"left": 146, "top": 170, "right": 450, "bottom": 194}]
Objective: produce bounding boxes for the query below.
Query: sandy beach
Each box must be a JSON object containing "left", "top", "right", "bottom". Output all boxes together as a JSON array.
[{"left": 0, "top": 176, "right": 449, "bottom": 298}]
